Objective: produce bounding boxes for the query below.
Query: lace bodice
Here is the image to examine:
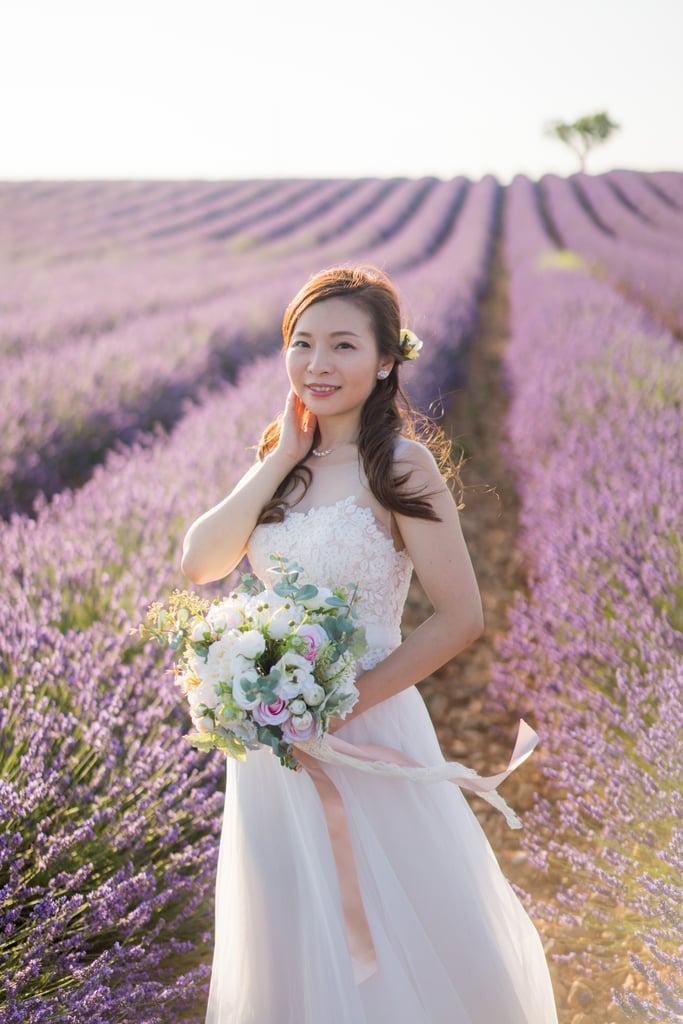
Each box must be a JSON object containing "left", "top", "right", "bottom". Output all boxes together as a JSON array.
[{"left": 247, "top": 495, "right": 413, "bottom": 668}]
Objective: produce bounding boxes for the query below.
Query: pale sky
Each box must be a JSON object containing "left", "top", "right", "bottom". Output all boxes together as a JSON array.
[{"left": 1, "top": 0, "right": 681, "bottom": 183}]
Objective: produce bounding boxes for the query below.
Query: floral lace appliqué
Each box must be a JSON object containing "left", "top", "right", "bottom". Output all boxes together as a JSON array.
[{"left": 247, "top": 496, "right": 413, "bottom": 664}]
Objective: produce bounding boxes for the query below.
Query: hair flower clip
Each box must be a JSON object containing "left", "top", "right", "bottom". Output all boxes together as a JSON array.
[{"left": 399, "top": 328, "right": 423, "bottom": 361}]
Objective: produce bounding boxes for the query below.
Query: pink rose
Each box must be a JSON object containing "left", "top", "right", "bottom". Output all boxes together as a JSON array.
[
  {"left": 281, "top": 712, "right": 318, "bottom": 742},
  {"left": 252, "top": 698, "right": 291, "bottom": 726},
  {"left": 296, "top": 623, "right": 329, "bottom": 663}
]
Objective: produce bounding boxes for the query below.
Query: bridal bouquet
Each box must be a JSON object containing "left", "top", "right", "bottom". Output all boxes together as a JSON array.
[{"left": 136, "top": 556, "right": 366, "bottom": 770}]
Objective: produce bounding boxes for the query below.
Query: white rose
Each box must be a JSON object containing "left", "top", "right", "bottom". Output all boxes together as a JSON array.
[
  {"left": 241, "top": 592, "right": 302, "bottom": 640},
  {"left": 192, "top": 709, "right": 214, "bottom": 733},
  {"left": 302, "top": 683, "right": 325, "bottom": 706},
  {"left": 231, "top": 666, "right": 262, "bottom": 710},
  {"left": 245, "top": 589, "right": 289, "bottom": 621},
  {"left": 273, "top": 651, "right": 315, "bottom": 700},
  {"left": 199, "top": 635, "right": 237, "bottom": 691},
  {"left": 288, "top": 698, "right": 307, "bottom": 715},
  {"left": 290, "top": 710, "right": 313, "bottom": 732},
  {"left": 233, "top": 629, "right": 266, "bottom": 661},
  {"left": 187, "top": 676, "right": 219, "bottom": 711},
  {"left": 207, "top": 597, "right": 244, "bottom": 634},
  {"left": 267, "top": 599, "right": 304, "bottom": 640},
  {"left": 244, "top": 592, "right": 276, "bottom": 630},
  {"left": 190, "top": 618, "right": 212, "bottom": 643},
  {"left": 192, "top": 658, "right": 222, "bottom": 691}
]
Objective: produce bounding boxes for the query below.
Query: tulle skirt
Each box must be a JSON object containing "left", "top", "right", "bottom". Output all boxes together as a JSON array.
[{"left": 204, "top": 686, "right": 558, "bottom": 1023}]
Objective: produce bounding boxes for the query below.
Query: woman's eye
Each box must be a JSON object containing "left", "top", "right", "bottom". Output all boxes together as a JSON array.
[
  {"left": 291, "top": 339, "right": 310, "bottom": 348},
  {"left": 336, "top": 341, "right": 354, "bottom": 349}
]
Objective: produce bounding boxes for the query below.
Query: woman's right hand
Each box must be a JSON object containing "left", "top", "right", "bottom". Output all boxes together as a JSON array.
[
  {"left": 275, "top": 389, "right": 317, "bottom": 465},
  {"left": 181, "top": 390, "right": 316, "bottom": 585}
]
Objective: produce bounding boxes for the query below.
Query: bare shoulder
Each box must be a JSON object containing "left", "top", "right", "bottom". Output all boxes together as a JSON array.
[{"left": 393, "top": 435, "right": 447, "bottom": 491}]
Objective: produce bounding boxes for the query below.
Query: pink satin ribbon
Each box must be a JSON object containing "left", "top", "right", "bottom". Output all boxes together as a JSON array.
[
  {"left": 294, "top": 718, "right": 538, "bottom": 985},
  {"left": 294, "top": 748, "right": 379, "bottom": 984}
]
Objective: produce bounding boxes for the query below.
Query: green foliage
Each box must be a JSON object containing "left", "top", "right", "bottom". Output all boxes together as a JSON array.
[{"left": 544, "top": 111, "right": 621, "bottom": 171}]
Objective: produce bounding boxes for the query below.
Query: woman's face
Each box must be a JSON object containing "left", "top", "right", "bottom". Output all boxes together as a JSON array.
[{"left": 285, "top": 297, "right": 393, "bottom": 422}]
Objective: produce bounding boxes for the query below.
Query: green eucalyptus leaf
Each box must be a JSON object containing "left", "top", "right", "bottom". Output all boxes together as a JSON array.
[
  {"left": 256, "top": 727, "right": 282, "bottom": 753},
  {"left": 221, "top": 734, "right": 248, "bottom": 760},
  {"left": 186, "top": 732, "right": 217, "bottom": 751},
  {"left": 189, "top": 640, "right": 210, "bottom": 660},
  {"left": 273, "top": 580, "right": 295, "bottom": 598}
]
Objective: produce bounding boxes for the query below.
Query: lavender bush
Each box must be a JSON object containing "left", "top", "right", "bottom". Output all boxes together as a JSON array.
[
  {"left": 572, "top": 172, "right": 683, "bottom": 253},
  {"left": 0, "top": 358, "right": 287, "bottom": 1022},
  {"left": 1, "top": 177, "right": 479, "bottom": 514},
  {"left": 394, "top": 175, "right": 500, "bottom": 409},
  {"left": 490, "top": 174, "right": 683, "bottom": 1021},
  {"left": 605, "top": 170, "right": 683, "bottom": 238},
  {"left": 539, "top": 172, "right": 683, "bottom": 332},
  {"left": 0, "top": 599, "right": 220, "bottom": 1024}
]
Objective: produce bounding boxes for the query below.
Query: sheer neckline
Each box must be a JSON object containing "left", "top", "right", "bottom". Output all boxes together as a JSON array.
[{"left": 284, "top": 495, "right": 409, "bottom": 558}]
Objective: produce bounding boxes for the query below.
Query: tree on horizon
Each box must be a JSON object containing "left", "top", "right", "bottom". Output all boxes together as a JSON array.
[{"left": 544, "top": 111, "right": 621, "bottom": 172}]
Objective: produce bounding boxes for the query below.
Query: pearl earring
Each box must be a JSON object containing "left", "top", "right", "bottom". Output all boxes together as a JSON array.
[{"left": 376, "top": 368, "right": 390, "bottom": 380}]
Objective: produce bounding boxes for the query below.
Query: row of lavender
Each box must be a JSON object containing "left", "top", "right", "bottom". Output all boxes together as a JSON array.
[
  {"left": 0, "top": 176, "right": 460, "bottom": 347},
  {"left": 489, "top": 175, "right": 683, "bottom": 1021},
  {"left": 2, "top": 179, "right": 380, "bottom": 267},
  {"left": 3, "top": 171, "right": 678, "bottom": 356},
  {"left": 0, "top": 357, "right": 285, "bottom": 1023},
  {"left": 538, "top": 170, "right": 683, "bottom": 334},
  {"left": 1, "top": 178, "right": 425, "bottom": 508},
  {"left": 0, "top": 175, "right": 500, "bottom": 1021},
  {"left": 3, "top": 169, "right": 680, "bottom": 519},
  {"left": 0, "top": 175, "right": 495, "bottom": 516}
]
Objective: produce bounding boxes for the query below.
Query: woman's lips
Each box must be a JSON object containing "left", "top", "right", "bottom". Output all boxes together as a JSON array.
[{"left": 306, "top": 384, "right": 340, "bottom": 396}]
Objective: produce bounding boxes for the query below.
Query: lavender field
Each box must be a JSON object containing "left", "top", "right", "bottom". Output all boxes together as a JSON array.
[{"left": 1, "top": 171, "right": 681, "bottom": 1023}]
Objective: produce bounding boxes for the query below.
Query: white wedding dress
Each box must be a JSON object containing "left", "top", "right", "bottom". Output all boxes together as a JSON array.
[{"left": 204, "top": 494, "right": 558, "bottom": 1023}]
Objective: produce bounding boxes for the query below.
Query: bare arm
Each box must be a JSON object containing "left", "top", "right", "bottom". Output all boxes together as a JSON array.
[
  {"left": 330, "top": 443, "right": 484, "bottom": 729},
  {"left": 180, "top": 391, "right": 315, "bottom": 584}
]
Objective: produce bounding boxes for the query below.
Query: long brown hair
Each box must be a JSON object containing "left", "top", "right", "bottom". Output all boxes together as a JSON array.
[{"left": 256, "top": 264, "right": 463, "bottom": 524}]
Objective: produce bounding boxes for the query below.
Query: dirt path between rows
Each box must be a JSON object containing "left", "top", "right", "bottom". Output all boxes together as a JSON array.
[{"left": 408, "top": 234, "right": 627, "bottom": 1024}]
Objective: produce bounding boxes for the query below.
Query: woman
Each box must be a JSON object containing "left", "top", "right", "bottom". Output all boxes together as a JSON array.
[{"left": 181, "top": 265, "right": 558, "bottom": 1023}]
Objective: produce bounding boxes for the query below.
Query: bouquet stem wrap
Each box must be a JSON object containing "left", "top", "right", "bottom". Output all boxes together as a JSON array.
[{"left": 294, "top": 718, "right": 538, "bottom": 985}]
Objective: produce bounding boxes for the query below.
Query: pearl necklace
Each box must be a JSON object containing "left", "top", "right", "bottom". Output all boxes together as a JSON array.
[{"left": 310, "top": 441, "right": 356, "bottom": 458}]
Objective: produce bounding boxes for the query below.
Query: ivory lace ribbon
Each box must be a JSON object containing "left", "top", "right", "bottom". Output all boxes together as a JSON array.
[{"left": 293, "top": 718, "right": 538, "bottom": 985}]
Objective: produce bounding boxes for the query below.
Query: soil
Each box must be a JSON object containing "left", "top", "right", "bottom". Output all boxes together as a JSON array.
[{"left": 408, "top": 235, "right": 631, "bottom": 1024}]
